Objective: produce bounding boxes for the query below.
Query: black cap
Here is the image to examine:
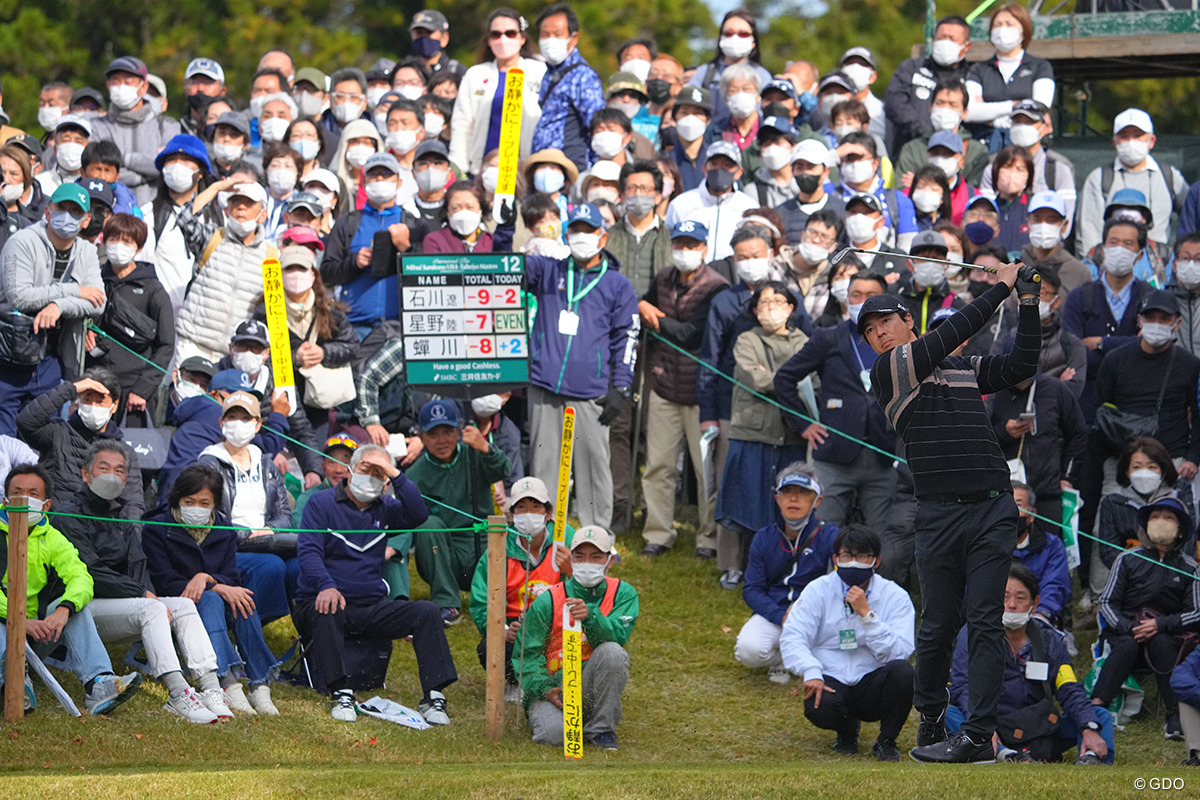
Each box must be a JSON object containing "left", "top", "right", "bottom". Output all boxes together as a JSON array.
[
  {"left": 179, "top": 356, "right": 217, "bottom": 378},
  {"left": 5, "top": 133, "right": 43, "bottom": 159},
  {"left": 232, "top": 318, "right": 270, "bottom": 346},
  {"left": 846, "top": 192, "right": 883, "bottom": 214},
  {"left": 70, "top": 87, "right": 106, "bottom": 110},
  {"left": 413, "top": 139, "right": 449, "bottom": 163},
  {"left": 856, "top": 294, "right": 910, "bottom": 336},
  {"left": 82, "top": 178, "right": 115, "bottom": 210},
  {"left": 1139, "top": 289, "right": 1180, "bottom": 316}
]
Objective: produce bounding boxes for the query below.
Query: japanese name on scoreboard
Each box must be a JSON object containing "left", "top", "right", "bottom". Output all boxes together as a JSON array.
[{"left": 400, "top": 253, "right": 528, "bottom": 387}]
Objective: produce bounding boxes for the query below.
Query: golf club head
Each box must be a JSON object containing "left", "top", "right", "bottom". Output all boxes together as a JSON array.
[{"left": 828, "top": 247, "right": 852, "bottom": 267}]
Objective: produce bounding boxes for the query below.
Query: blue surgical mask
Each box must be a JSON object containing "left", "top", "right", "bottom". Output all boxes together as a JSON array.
[
  {"left": 49, "top": 210, "right": 83, "bottom": 239},
  {"left": 836, "top": 560, "right": 875, "bottom": 587}
]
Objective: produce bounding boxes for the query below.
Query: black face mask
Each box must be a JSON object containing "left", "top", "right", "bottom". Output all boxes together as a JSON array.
[
  {"left": 795, "top": 173, "right": 821, "bottom": 195},
  {"left": 413, "top": 36, "right": 443, "bottom": 58},
  {"left": 82, "top": 208, "right": 109, "bottom": 240},
  {"left": 705, "top": 168, "right": 735, "bottom": 194},
  {"left": 969, "top": 279, "right": 992, "bottom": 298},
  {"left": 646, "top": 79, "right": 672, "bottom": 106}
]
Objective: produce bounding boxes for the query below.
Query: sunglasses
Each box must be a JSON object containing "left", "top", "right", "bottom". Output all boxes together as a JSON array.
[{"left": 489, "top": 29, "right": 520, "bottom": 39}]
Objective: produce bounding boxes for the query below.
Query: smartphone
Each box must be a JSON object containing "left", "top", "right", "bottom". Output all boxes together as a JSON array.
[{"left": 1018, "top": 411, "right": 1037, "bottom": 436}]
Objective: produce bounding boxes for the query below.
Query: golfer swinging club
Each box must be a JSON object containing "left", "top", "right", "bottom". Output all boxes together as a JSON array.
[{"left": 856, "top": 258, "right": 1041, "bottom": 763}]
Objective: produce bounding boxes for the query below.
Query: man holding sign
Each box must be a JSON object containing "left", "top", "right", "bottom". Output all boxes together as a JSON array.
[{"left": 515, "top": 525, "right": 638, "bottom": 751}]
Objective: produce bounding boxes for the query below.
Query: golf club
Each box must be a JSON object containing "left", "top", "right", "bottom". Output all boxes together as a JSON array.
[{"left": 828, "top": 247, "right": 1038, "bottom": 283}]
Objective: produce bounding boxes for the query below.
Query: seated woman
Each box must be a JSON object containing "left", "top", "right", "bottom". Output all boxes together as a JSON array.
[
  {"left": 142, "top": 463, "right": 281, "bottom": 716},
  {"left": 197, "top": 391, "right": 297, "bottom": 624},
  {"left": 1091, "top": 496, "right": 1199, "bottom": 742},
  {"left": 948, "top": 562, "right": 1112, "bottom": 764}
]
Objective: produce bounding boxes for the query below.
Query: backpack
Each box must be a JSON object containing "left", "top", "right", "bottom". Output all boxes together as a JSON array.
[{"left": 1100, "top": 164, "right": 1181, "bottom": 213}]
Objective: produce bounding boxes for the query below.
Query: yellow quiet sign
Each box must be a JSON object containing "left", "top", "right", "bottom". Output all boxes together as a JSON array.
[
  {"left": 491, "top": 68, "right": 524, "bottom": 224},
  {"left": 562, "top": 604, "right": 584, "bottom": 760},
  {"left": 261, "top": 257, "right": 295, "bottom": 398},
  {"left": 553, "top": 407, "right": 575, "bottom": 546}
]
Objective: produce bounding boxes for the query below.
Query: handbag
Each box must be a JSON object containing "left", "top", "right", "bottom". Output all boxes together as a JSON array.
[
  {"left": 0, "top": 311, "right": 47, "bottom": 366},
  {"left": 297, "top": 319, "right": 357, "bottom": 409},
  {"left": 1093, "top": 346, "right": 1175, "bottom": 453},
  {"left": 995, "top": 622, "right": 1061, "bottom": 760},
  {"left": 120, "top": 408, "right": 173, "bottom": 471},
  {"left": 102, "top": 287, "right": 158, "bottom": 352}
]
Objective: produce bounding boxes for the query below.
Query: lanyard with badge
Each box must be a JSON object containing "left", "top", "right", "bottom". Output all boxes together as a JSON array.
[
  {"left": 851, "top": 335, "right": 873, "bottom": 394},
  {"left": 558, "top": 257, "right": 609, "bottom": 337},
  {"left": 839, "top": 600, "right": 859, "bottom": 651}
]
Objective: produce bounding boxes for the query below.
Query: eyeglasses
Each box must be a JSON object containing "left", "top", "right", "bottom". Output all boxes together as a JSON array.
[
  {"left": 757, "top": 298, "right": 790, "bottom": 310},
  {"left": 331, "top": 92, "right": 365, "bottom": 104},
  {"left": 721, "top": 29, "right": 753, "bottom": 38},
  {"left": 803, "top": 230, "right": 836, "bottom": 246},
  {"left": 489, "top": 29, "right": 520, "bottom": 39}
]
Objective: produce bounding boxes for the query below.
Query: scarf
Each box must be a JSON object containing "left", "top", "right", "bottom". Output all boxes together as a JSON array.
[
  {"left": 287, "top": 292, "right": 316, "bottom": 340},
  {"left": 173, "top": 506, "right": 212, "bottom": 545}
]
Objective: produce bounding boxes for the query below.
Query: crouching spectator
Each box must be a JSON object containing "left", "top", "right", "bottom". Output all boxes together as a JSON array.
[
  {"left": 779, "top": 524, "right": 915, "bottom": 762},
  {"left": 293, "top": 443, "right": 458, "bottom": 725},
  {"left": 734, "top": 465, "right": 837, "bottom": 683},
  {"left": 949, "top": 562, "right": 1113, "bottom": 764},
  {"left": 1171, "top": 643, "right": 1200, "bottom": 765},
  {"left": 1011, "top": 482, "right": 1072, "bottom": 628},
  {"left": 515, "top": 526, "right": 639, "bottom": 752}
]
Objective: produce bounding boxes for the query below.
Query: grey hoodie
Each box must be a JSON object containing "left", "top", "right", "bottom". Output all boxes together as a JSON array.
[{"left": 90, "top": 103, "right": 181, "bottom": 205}]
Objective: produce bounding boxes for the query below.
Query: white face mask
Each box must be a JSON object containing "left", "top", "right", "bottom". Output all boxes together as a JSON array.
[
  {"left": 349, "top": 471, "right": 385, "bottom": 503},
  {"left": 847, "top": 301, "right": 865, "bottom": 323},
  {"left": 471, "top": 394, "right": 504, "bottom": 417},
  {"left": 78, "top": 402, "right": 113, "bottom": 431},
  {"left": 179, "top": 505, "right": 212, "bottom": 527},
  {"left": 735, "top": 257, "right": 771, "bottom": 284},
  {"left": 162, "top": 163, "right": 198, "bottom": 193},
  {"left": 397, "top": 85, "right": 424, "bottom": 102},
  {"left": 592, "top": 130, "right": 625, "bottom": 160},
  {"left": 1130, "top": 468, "right": 1163, "bottom": 496},
  {"left": 365, "top": 179, "right": 398, "bottom": 205},
  {"left": 1147, "top": 516, "right": 1180, "bottom": 546},
  {"left": 56, "top": 142, "right": 86, "bottom": 173},
  {"left": 726, "top": 91, "right": 758, "bottom": 120},
  {"left": 225, "top": 215, "right": 258, "bottom": 239},
  {"left": 367, "top": 86, "right": 388, "bottom": 109},
  {"left": 928, "top": 155, "right": 959, "bottom": 181},
  {"left": 539, "top": 37, "right": 572, "bottom": 66},
  {"left": 757, "top": 305, "right": 790, "bottom": 332},
  {"left": 586, "top": 186, "right": 619, "bottom": 205},
  {"left": 296, "top": 92, "right": 324, "bottom": 119},
  {"left": 674, "top": 114, "right": 708, "bottom": 143},
  {"left": 568, "top": 231, "right": 602, "bottom": 261},
  {"left": 0, "top": 183, "right": 23, "bottom": 204},
  {"left": 832, "top": 124, "right": 858, "bottom": 142},
  {"left": 374, "top": 112, "right": 390, "bottom": 137},
  {"left": 913, "top": 261, "right": 946, "bottom": 288},
  {"left": 248, "top": 95, "right": 270, "bottom": 121},
  {"left": 222, "top": 419, "right": 257, "bottom": 447},
  {"left": 482, "top": 166, "right": 500, "bottom": 193},
  {"left": 512, "top": 512, "right": 546, "bottom": 537},
  {"left": 306, "top": 186, "right": 335, "bottom": 211},
  {"left": 830, "top": 278, "right": 850, "bottom": 305},
  {"left": 1009, "top": 123, "right": 1041, "bottom": 149},
  {"left": 844, "top": 213, "right": 879, "bottom": 245},
  {"left": 1028, "top": 222, "right": 1063, "bottom": 250},
  {"left": 283, "top": 268, "right": 315, "bottom": 294},
  {"left": 415, "top": 167, "right": 449, "bottom": 194},
  {"left": 387, "top": 129, "right": 420, "bottom": 155},
  {"left": 798, "top": 241, "right": 830, "bottom": 266},
  {"left": 761, "top": 145, "right": 791, "bottom": 173},
  {"left": 990, "top": 26, "right": 1024, "bottom": 53},
  {"left": 345, "top": 144, "right": 374, "bottom": 168},
  {"left": 840, "top": 160, "right": 874, "bottom": 185},
  {"left": 620, "top": 58, "right": 652, "bottom": 83},
  {"left": 213, "top": 142, "right": 244, "bottom": 164},
  {"left": 609, "top": 101, "right": 642, "bottom": 122},
  {"left": 718, "top": 34, "right": 755, "bottom": 61},
  {"left": 109, "top": 83, "right": 141, "bottom": 110},
  {"left": 572, "top": 560, "right": 608, "bottom": 588},
  {"left": 1103, "top": 246, "right": 1137, "bottom": 277},
  {"left": 259, "top": 116, "right": 290, "bottom": 143},
  {"left": 931, "top": 39, "right": 965, "bottom": 67},
  {"left": 290, "top": 138, "right": 320, "bottom": 162},
  {"left": 534, "top": 167, "right": 565, "bottom": 194},
  {"left": 106, "top": 241, "right": 138, "bottom": 266},
  {"left": 333, "top": 101, "right": 365, "bottom": 124},
  {"left": 267, "top": 168, "right": 297, "bottom": 196},
  {"left": 1176, "top": 259, "right": 1200, "bottom": 288},
  {"left": 88, "top": 472, "right": 126, "bottom": 501},
  {"left": 911, "top": 188, "right": 943, "bottom": 215},
  {"left": 449, "top": 209, "right": 482, "bottom": 236},
  {"left": 1116, "top": 139, "right": 1150, "bottom": 168},
  {"left": 1002, "top": 610, "right": 1031, "bottom": 630},
  {"left": 38, "top": 106, "right": 64, "bottom": 131},
  {"left": 1038, "top": 300, "right": 1054, "bottom": 321},
  {"left": 841, "top": 63, "right": 873, "bottom": 92},
  {"left": 672, "top": 249, "right": 704, "bottom": 273},
  {"left": 1142, "top": 320, "right": 1175, "bottom": 347},
  {"left": 819, "top": 93, "right": 849, "bottom": 118},
  {"left": 424, "top": 113, "right": 445, "bottom": 139},
  {"left": 232, "top": 349, "right": 266, "bottom": 375},
  {"left": 928, "top": 107, "right": 961, "bottom": 133},
  {"left": 175, "top": 379, "right": 205, "bottom": 401}
]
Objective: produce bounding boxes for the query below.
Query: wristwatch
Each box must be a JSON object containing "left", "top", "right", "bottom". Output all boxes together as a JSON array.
[
  {"left": 861, "top": 610, "right": 878, "bottom": 624},
  {"left": 1084, "top": 721, "right": 1101, "bottom": 732}
]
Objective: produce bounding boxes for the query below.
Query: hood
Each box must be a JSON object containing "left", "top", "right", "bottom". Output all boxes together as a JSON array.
[
  {"left": 102, "top": 260, "right": 159, "bottom": 284},
  {"left": 200, "top": 441, "right": 263, "bottom": 466},
  {"left": 1137, "top": 495, "right": 1193, "bottom": 550},
  {"left": 1019, "top": 242, "right": 1073, "bottom": 268},
  {"left": 106, "top": 102, "right": 157, "bottom": 125}
]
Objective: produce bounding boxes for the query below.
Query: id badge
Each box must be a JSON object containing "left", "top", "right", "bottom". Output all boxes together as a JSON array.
[
  {"left": 558, "top": 309, "right": 580, "bottom": 336},
  {"left": 838, "top": 628, "right": 858, "bottom": 651},
  {"left": 859, "top": 369, "right": 872, "bottom": 394},
  {"left": 1025, "top": 661, "right": 1049, "bottom": 682}
]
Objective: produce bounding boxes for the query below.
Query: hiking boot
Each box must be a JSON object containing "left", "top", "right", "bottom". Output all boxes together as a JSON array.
[
  {"left": 85, "top": 672, "right": 143, "bottom": 716},
  {"left": 1074, "top": 750, "right": 1104, "bottom": 766},
  {"left": 224, "top": 683, "right": 256, "bottom": 714},
  {"left": 200, "top": 687, "right": 234, "bottom": 719},
  {"left": 832, "top": 721, "right": 860, "bottom": 755},
  {"left": 1166, "top": 713, "right": 1185, "bottom": 741},
  {"left": 587, "top": 730, "right": 619, "bottom": 751},
  {"left": 873, "top": 737, "right": 901, "bottom": 762},
  {"left": 248, "top": 684, "right": 279, "bottom": 716},
  {"left": 910, "top": 731, "right": 995, "bottom": 764},
  {"left": 165, "top": 688, "right": 219, "bottom": 724},
  {"left": 440, "top": 607, "right": 462, "bottom": 627},
  {"left": 331, "top": 689, "right": 357, "bottom": 722},
  {"left": 419, "top": 690, "right": 451, "bottom": 725},
  {"left": 719, "top": 570, "right": 743, "bottom": 590}
]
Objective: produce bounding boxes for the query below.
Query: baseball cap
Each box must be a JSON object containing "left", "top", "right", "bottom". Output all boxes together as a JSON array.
[
  {"left": 909, "top": 229, "right": 948, "bottom": 254},
  {"left": 280, "top": 225, "right": 326, "bottom": 251},
  {"left": 413, "top": 140, "right": 449, "bottom": 163},
  {"left": 510, "top": 476, "right": 550, "bottom": 506},
  {"left": 232, "top": 318, "right": 271, "bottom": 347},
  {"left": 286, "top": 192, "right": 325, "bottom": 216},
  {"left": 229, "top": 182, "right": 267, "bottom": 205},
  {"left": 845, "top": 192, "right": 883, "bottom": 214},
  {"left": 105, "top": 56, "right": 148, "bottom": 79},
  {"left": 1139, "top": 289, "right": 1180, "bottom": 316},
  {"left": 704, "top": 140, "right": 742, "bottom": 168},
  {"left": 410, "top": 9, "right": 449, "bottom": 32},
  {"left": 763, "top": 78, "right": 798, "bottom": 102},
  {"left": 586, "top": 159, "right": 622, "bottom": 184},
  {"left": 366, "top": 58, "right": 397, "bottom": 83},
  {"left": 791, "top": 138, "right": 830, "bottom": 167},
  {"left": 966, "top": 194, "right": 999, "bottom": 214},
  {"left": 758, "top": 115, "right": 798, "bottom": 142},
  {"left": 54, "top": 114, "right": 93, "bottom": 138},
  {"left": 83, "top": 178, "right": 115, "bottom": 211},
  {"left": 5, "top": 133, "right": 43, "bottom": 159},
  {"left": 818, "top": 72, "right": 854, "bottom": 94},
  {"left": 419, "top": 399, "right": 460, "bottom": 430},
  {"left": 566, "top": 203, "right": 605, "bottom": 231},
  {"left": 1027, "top": 190, "right": 1067, "bottom": 218},
  {"left": 671, "top": 219, "right": 709, "bottom": 242},
  {"left": 840, "top": 47, "right": 876, "bottom": 68},
  {"left": 49, "top": 183, "right": 90, "bottom": 214},
  {"left": 775, "top": 471, "right": 822, "bottom": 495},
  {"left": 179, "top": 356, "right": 217, "bottom": 379},
  {"left": 324, "top": 435, "right": 359, "bottom": 454},
  {"left": 1012, "top": 99, "right": 1048, "bottom": 122},
  {"left": 606, "top": 72, "right": 648, "bottom": 100},
  {"left": 214, "top": 110, "right": 251, "bottom": 139},
  {"left": 302, "top": 168, "right": 340, "bottom": 196},
  {"left": 221, "top": 390, "right": 261, "bottom": 419},
  {"left": 145, "top": 74, "right": 168, "bottom": 100},
  {"left": 927, "top": 131, "right": 964, "bottom": 154},
  {"left": 209, "top": 369, "right": 253, "bottom": 394},
  {"left": 928, "top": 307, "right": 957, "bottom": 330},
  {"left": 294, "top": 67, "right": 327, "bottom": 90},
  {"left": 1107, "top": 188, "right": 1151, "bottom": 221},
  {"left": 70, "top": 87, "right": 106, "bottom": 110},
  {"left": 570, "top": 525, "right": 616, "bottom": 554},
  {"left": 280, "top": 244, "right": 316, "bottom": 270},
  {"left": 856, "top": 294, "right": 910, "bottom": 336},
  {"left": 1114, "top": 108, "right": 1153, "bottom": 134},
  {"left": 364, "top": 152, "right": 401, "bottom": 176},
  {"left": 674, "top": 86, "right": 712, "bottom": 114},
  {"left": 186, "top": 58, "right": 225, "bottom": 83}
]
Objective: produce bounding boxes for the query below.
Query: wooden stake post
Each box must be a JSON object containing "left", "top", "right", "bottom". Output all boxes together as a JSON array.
[
  {"left": 484, "top": 514, "right": 507, "bottom": 741},
  {"left": 5, "top": 507, "right": 29, "bottom": 722}
]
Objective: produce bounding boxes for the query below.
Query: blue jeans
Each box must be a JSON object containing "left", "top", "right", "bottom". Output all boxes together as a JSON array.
[
  {"left": 236, "top": 552, "right": 298, "bottom": 624},
  {"left": 3, "top": 603, "right": 113, "bottom": 686},
  {"left": 195, "top": 590, "right": 280, "bottom": 684},
  {"left": 947, "top": 704, "right": 1116, "bottom": 764},
  {"left": 0, "top": 358, "right": 61, "bottom": 436}
]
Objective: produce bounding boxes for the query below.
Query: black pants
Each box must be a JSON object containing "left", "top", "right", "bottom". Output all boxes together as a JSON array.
[
  {"left": 293, "top": 596, "right": 457, "bottom": 696},
  {"left": 1091, "top": 632, "right": 1180, "bottom": 714},
  {"left": 476, "top": 616, "right": 518, "bottom": 685},
  {"left": 913, "top": 492, "right": 1017, "bottom": 739},
  {"left": 804, "top": 659, "right": 915, "bottom": 742}
]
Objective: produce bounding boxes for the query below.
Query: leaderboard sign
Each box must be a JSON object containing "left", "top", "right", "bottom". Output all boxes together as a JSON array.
[{"left": 400, "top": 253, "right": 529, "bottom": 392}]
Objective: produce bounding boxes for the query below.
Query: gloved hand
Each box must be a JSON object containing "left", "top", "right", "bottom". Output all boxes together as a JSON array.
[
  {"left": 1016, "top": 265, "right": 1041, "bottom": 297},
  {"left": 597, "top": 386, "right": 631, "bottom": 426},
  {"left": 498, "top": 198, "right": 516, "bottom": 227}
]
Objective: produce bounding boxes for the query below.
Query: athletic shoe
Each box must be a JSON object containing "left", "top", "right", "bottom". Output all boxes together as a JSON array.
[
  {"left": 23, "top": 674, "right": 35, "bottom": 714},
  {"left": 503, "top": 683, "right": 524, "bottom": 704},
  {"left": 1166, "top": 713, "right": 1185, "bottom": 741},
  {"left": 1179, "top": 750, "right": 1200, "bottom": 767},
  {"left": 85, "top": 672, "right": 143, "bottom": 715},
  {"left": 200, "top": 687, "right": 234, "bottom": 719},
  {"left": 248, "top": 684, "right": 279, "bottom": 716},
  {"left": 1073, "top": 751, "right": 1104, "bottom": 766},
  {"left": 224, "top": 683, "right": 256, "bottom": 715},
  {"left": 419, "top": 690, "right": 451, "bottom": 725},
  {"left": 165, "top": 688, "right": 219, "bottom": 724},
  {"left": 873, "top": 738, "right": 901, "bottom": 762},
  {"left": 832, "top": 721, "right": 860, "bottom": 755},
  {"left": 587, "top": 730, "right": 619, "bottom": 751},
  {"left": 767, "top": 665, "right": 791, "bottom": 684},
  {"left": 719, "top": 570, "right": 743, "bottom": 590},
  {"left": 1077, "top": 589, "right": 1095, "bottom": 611},
  {"left": 331, "top": 690, "right": 357, "bottom": 722},
  {"left": 695, "top": 548, "right": 717, "bottom": 561},
  {"left": 998, "top": 747, "right": 1033, "bottom": 763},
  {"left": 639, "top": 544, "right": 670, "bottom": 557},
  {"left": 440, "top": 607, "right": 462, "bottom": 627},
  {"left": 910, "top": 731, "right": 995, "bottom": 764},
  {"left": 917, "top": 706, "right": 947, "bottom": 747}
]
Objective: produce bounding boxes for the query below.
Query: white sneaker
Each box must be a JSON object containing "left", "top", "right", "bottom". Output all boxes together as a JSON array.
[
  {"left": 504, "top": 683, "right": 524, "bottom": 704},
  {"left": 248, "top": 684, "right": 279, "bottom": 716},
  {"left": 331, "top": 690, "right": 357, "bottom": 722},
  {"left": 165, "top": 688, "right": 219, "bottom": 724},
  {"left": 224, "top": 683, "right": 256, "bottom": 714},
  {"left": 418, "top": 690, "right": 451, "bottom": 725},
  {"left": 200, "top": 687, "right": 234, "bottom": 719},
  {"left": 768, "top": 665, "right": 791, "bottom": 684}
]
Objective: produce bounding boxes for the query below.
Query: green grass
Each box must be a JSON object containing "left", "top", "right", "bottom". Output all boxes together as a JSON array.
[{"left": 0, "top": 509, "right": 1195, "bottom": 795}]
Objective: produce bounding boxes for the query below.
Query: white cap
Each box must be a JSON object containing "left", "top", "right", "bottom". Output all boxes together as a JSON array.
[
  {"left": 586, "top": 160, "right": 622, "bottom": 184},
  {"left": 791, "top": 138, "right": 830, "bottom": 167},
  {"left": 229, "top": 182, "right": 267, "bottom": 205},
  {"left": 1113, "top": 108, "right": 1153, "bottom": 135},
  {"left": 570, "top": 525, "right": 616, "bottom": 554},
  {"left": 1027, "top": 190, "right": 1067, "bottom": 218},
  {"left": 302, "top": 168, "right": 340, "bottom": 196}
]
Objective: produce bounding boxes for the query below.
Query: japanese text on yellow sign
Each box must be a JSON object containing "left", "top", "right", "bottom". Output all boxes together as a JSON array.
[
  {"left": 562, "top": 604, "right": 583, "bottom": 760},
  {"left": 495, "top": 68, "right": 524, "bottom": 199},
  {"left": 261, "top": 257, "right": 294, "bottom": 389},
  {"left": 554, "top": 407, "right": 575, "bottom": 545}
]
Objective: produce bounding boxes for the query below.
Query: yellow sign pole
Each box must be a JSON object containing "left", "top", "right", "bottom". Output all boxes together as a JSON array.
[
  {"left": 491, "top": 68, "right": 524, "bottom": 225},
  {"left": 562, "top": 604, "right": 583, "bottom": 759},
  {"left": 261, "top": 256, "right": 296, "bottom": 410},
  {"left": 552, "top": 406, "right": 575, "bottom": 559}
]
